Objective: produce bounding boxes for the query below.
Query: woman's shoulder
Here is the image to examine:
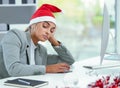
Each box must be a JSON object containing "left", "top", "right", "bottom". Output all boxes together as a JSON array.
[
  {"left": 0, "top": 29, "right": 26, "bottom": 44},
  {"left": 8, "top": 29, "right": 25, "bottom": 37},
  {"left": 10, "top": 29, "right": 24, "bottom": 34},
  {"left": 4, "top": 29, "right": 27, "bottom": 41}
]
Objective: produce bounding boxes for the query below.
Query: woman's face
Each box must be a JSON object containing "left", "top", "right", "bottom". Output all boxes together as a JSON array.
[{"left": 31, "top": 21, "right": 56, "bottom": 44}]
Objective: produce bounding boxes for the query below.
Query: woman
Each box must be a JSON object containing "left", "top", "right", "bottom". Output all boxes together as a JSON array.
[{"left": 0, "top": 4, "right": 74, "bottom": 78}]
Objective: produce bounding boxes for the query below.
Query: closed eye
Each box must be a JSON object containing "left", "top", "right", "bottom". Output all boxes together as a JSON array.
[
  {"left": 43, "top": 21, "right": 50, "bottom": 28},
  {"left": 50, "top": 28, "right": 55, "bottom": 33}
]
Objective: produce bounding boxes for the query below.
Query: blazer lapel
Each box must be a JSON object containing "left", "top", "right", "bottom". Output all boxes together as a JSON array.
[
  {"left": 25, "top": 31, "right": 31, "bottom": 64},
  {"left": 26, "top": 45, "right": 30, "bottom": 64}
]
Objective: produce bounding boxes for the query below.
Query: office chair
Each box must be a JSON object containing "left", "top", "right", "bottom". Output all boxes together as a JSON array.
[{"left": 0, "top": 0, "right": 36, "bottom": 40}]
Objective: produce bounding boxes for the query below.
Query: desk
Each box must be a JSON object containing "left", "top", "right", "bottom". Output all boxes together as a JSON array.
[{"left": 1, "top": 56, "right": 120, "bottom": 88}]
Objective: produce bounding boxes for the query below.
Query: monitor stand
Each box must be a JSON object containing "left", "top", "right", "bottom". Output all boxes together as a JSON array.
[
  {"left": 104, "top": 53, "right": 120, "bottom": 61},
  {"left": 83, "top": 53, "right": 120, "bottom": 70}
]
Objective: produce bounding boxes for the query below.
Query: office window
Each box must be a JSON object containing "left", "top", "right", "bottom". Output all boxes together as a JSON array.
[
  {"left": 1, "top": 0, "right": 115, "bottom": 61},
  {"left": 38, "top": 0, "right": 104, "bottom": 61},
  {"left": 9, "top": 0, "right": 15, "bottom": 4},
  {"left": 22, "top": 0, "right": 36, "bottom": 4},
  {"left": 22, "top": 0, "right": 27, "bottom": 4},
  {"left": 0, "top": 0, "right": 36, "bottom": 4},
  {"left": 103, "top": 0, "right": 117, "bottom": 61},
  {"left": 0, "top": 0, "right": 9, "bottom": 4},
  {"left": 33, "top": 0, "right": 36, "bottom": 3},
  {"left": 0, "top": 0, "right": 2, "bottom": 4},
  {"left": 0, "top": 0, "right": 15, "bottom": 4}
]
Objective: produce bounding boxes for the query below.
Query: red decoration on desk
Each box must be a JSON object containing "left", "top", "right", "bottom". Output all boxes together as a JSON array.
[{"left": 88, "top": 75, "right": 120, "bottom": 88}]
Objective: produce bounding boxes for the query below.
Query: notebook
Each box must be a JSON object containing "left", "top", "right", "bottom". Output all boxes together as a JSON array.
[{"left": 4, "top": 78, "right": 48, "bottom": 88}]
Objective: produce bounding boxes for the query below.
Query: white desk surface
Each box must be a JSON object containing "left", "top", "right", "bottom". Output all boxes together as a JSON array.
[{"left": 1, "top": 56, "right": 120, "bottom": 88}]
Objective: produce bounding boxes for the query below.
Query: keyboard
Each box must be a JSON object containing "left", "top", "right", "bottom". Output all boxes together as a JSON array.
[{"left": 83, "top": 64, "right": 120, "bottom": 70}]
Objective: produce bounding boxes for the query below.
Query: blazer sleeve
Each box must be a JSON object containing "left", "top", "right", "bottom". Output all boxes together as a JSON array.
[
  {"left": 1, "top": 30, "right": 45, "bottom": 77},
  {"left": 47, "top": 42, "right": 75, "bottom": 65}
]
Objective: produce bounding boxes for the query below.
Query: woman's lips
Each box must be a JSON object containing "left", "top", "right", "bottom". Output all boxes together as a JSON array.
[{"left": 43, "top": 35, "right": 48, "bottom": 40}]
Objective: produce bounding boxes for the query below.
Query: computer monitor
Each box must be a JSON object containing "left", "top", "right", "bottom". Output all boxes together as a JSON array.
[
  {"left": 83, "top": 3, "right": 120, "bottom": 70},
  {"left": 100, "top": 2, "right": 120, "bottom": 64},
  {"left": 100, "top": 2, "right": 120, "bottom": 65},
  {"left": 0, "top": 4, "right": 36, "bottom": 24},
  {"left": 100, "top": 3, "right": 110, "bottom": 65}
]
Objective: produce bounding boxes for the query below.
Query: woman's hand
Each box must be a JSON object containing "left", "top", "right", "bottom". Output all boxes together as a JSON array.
[
  {"left": 46, "top": 63, "right": 70, "bottom": 73},
  {"left": 48, "top": 35, "right": 60, "bottom": 46}
]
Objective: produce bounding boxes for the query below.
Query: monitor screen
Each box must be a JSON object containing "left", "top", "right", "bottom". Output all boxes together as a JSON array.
[{"left": 100, "top": 4, "right": 110, "bottom": 64}]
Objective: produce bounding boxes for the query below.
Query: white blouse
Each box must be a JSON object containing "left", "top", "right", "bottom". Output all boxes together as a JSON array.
[{"left": 30, "top": 39, "right": 36, "bottom": 65}]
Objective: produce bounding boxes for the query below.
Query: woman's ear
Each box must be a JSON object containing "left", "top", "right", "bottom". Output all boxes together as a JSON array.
[{"left": 30, "top": 24, "right": 37, "bottom": 31}]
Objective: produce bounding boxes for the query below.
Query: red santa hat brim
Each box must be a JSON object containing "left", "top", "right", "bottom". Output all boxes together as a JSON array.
[{"left": 29, "top": 16, "right": 56, "bottom": 26}]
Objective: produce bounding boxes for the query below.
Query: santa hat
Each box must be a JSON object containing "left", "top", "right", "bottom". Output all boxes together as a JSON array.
[{"left": 29, "top": 4, "right": 62, "bottom": 26}]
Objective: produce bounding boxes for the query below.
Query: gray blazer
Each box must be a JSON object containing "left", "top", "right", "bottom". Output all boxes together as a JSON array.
[{"left": 0, "top": 29, "right": 74, "bottom": 78}]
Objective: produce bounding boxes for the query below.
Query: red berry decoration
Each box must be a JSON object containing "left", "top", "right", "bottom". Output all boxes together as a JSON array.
[{"left": 88, "top": 75, "right": 120, "bottom": 88}]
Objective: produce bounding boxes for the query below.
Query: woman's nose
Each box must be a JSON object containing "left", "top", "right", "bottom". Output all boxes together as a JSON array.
[{"left": 46, "top": 29, "right": 51, "bottom": 34}]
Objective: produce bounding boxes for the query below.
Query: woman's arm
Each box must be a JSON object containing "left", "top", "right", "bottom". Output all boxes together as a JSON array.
[{"left": 47, "top": 35, "right": 75, "bottom": 65}]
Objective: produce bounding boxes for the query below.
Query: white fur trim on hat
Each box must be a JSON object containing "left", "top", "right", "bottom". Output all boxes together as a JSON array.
[{"left": 29, "top": 16, "right": 56, "bottom": 26}]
